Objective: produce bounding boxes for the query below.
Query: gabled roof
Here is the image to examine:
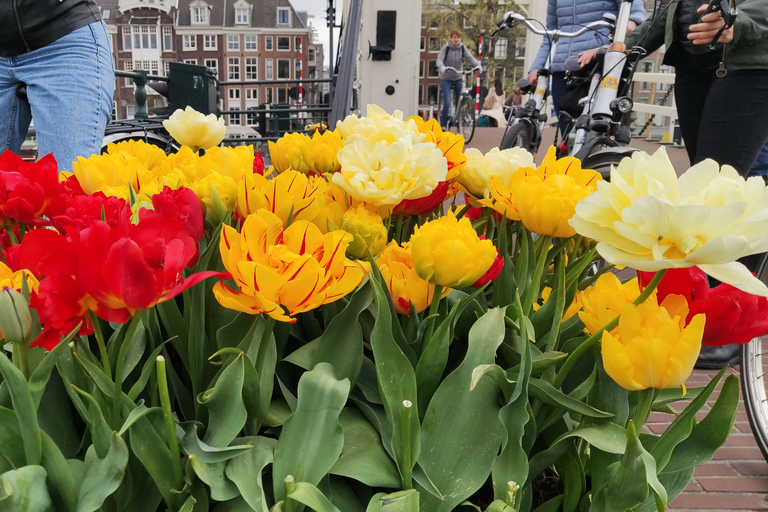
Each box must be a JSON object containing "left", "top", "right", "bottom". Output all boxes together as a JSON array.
[{"left": 176, "top": 0, "right": 305, "bottom": 28}]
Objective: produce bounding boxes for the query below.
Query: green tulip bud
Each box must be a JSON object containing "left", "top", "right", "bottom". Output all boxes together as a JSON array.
[{"left": 0, "top": 287, "right": 33, "bottom": 345}]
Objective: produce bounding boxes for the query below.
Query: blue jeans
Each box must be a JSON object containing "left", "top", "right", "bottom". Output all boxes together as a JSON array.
[
  {"left": 0, "top": 21, "right": 114, "bottom": 172},
  {"left": 440, "top": 79, "right": 462, "bottom": 127},
  {"left": 749, "top": 137, "right": 768, "bottom": 182}
]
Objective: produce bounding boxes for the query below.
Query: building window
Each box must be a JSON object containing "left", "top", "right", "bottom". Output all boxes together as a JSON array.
[
  {"left": 515, "top": 41, "right": 525, "bottom": 59},
  {"left": 295, "top": 36, "right": 302, "bottom": 50},
  {"left": 205, "top": 58, "right": 218, "bottom": 75},
  {"left": 308, "top": 48, "right": 315, "bottom": 62},
  {"left": 265, "top": 59, "right": 273, "bottom": 80},
  {"left": 162, "top": 26, "right": 173, "bottom": 51},
  {"left": 123, "top": 61, "right": 133, "bottom": 86},
  {"left": 419, "top": 60, "right": 424, "bottom": 78},
  {"left": 183, "top": 59, "right": 198, "bottom": 65},
  {"left": 265, "top": 87, "right": 273, "bottom": 103},
  {"left": 235, "top": 7, "right": 249, "bottom": 25},
  {"left": 191, "top": 5, "right": 209, "bottom": 25},
  {"left": 277, "top": 7, "right": 290, "bottom": 26},
  {"left": 227, "top": 35, "right": 240, "bottom": 51},
  {"left": 245, "top": 35, "right": 257, "bottom": 50},
  {"left": 164, "top": 60, "right": 171, "bottom": 76},
  {"left": 427, "top": 84, "right": 438, "bottom": 104},
  {"left": 245, "top": 58, "right": 258, "bottom": 80},
  {"left": 229, "top": 88, "right": 241, "bottom": 101},
  {"left": 123, "top": 26, "right": 132, "bottom": 50},
  {"left": 247, "top": 107, "right": 259, "bottom": 126},
  {"left": 183, "top": 35, "right": 197, "bottom": 50},
  {"left": 420, "top": 37, "right": 425, "bottom": 52},
  {"left": 229, "top": 113, "right": 241, "bottom": 125},
  {"left": 278, "top": 87, "right": 287, "bottom": 103},
  {"left": 246, "top": 88, "right": 258, "bottom": 101},
  {"left": 277, "top": 59, "right": 290, "bottom": 79},
  {"left": 428, "top": 60, "right": 439, "bottom": 78},
  {"left": 494, "top": 38, "right": 507, "bottom": 59},
  {"left": 429, "top": 37, "right": 439, "bottom": 52},
  {"left": 277, "top": 36, "right": 290, "bottom": 51},
  {"left": 228, "top": 57, "right": 240, "bottom": 80},
  {"left": 203, "top": 35, "right": 216, "bottom": 50},
  {"left": 265, "top": 36, "right": 273, "bottom": 50}
]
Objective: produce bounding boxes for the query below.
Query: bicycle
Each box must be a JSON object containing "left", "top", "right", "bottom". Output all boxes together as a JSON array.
[
  {"left": 437, "top": 66, "right": 481, "bottom": 143},
  {"left": 495, "top": 0, "right": 643, "bottom": 177}
]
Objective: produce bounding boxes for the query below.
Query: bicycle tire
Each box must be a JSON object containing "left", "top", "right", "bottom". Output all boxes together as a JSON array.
[
  {"left": 580, "top": 147, "right": 638, "bottom": 182},
  {"left": 500, "top": 122, "right": 534, "bottom": 153},
  {"left": 457, "top": 99, "right": 476, "bottom": 143},
  {"left": 741, "top": 253, "right": 768, "bottom": 462}
]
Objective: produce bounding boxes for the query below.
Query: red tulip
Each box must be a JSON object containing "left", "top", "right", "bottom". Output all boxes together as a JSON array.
[
  {"left": 151, "top": 186, "right": 204, "bottom": 243},
  {"left": 471, "top": 238, "right": 504, "bottom": 288},
  {"left": 254, "top": 151, "right": 266, "bottom": 175},
  {"left": 638, "top": 267, "right": 768, "bottom": 346},
  {"left": 393, "top": 181, "right": 451, "bottom": 217},
  {"left": 0, "top": 151, "right": 59, "bottom": 222}
]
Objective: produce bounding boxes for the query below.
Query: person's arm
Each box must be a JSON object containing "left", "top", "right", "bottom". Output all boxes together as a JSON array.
[
  {"left": 624, "top": 4, "right": 668, "bottom": 56},
  {"left": 436, "top": 44, "right": 447, "bottom": 72},
  {"left": 463, "top": 45, "right": 481, "bottom": 69},
  {"left": 529, "top": 0, "right": 557, "bottom": 72},
  {"left": 629, "top": 0, "right": 648, "bottom": 26}
]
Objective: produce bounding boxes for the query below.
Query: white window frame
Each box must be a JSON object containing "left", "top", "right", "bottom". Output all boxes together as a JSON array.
[
  {"left": 277, "top": 58, "right": 291, "bottom": 79},
  {"left": 123, "top": 26, "right": 132, "bottom": 50},
  {"left": 265, "top": 36, "right": 273, "bottom": 50},
  {"left": 205, "top": 58, "right": 218, "bottom": 75},
  {"left": 228, "top": 88, "right": 241, "bottom": 101},
  {"left": 203, "top": 34, "right": 217, "bottom": 50},
  {"left": 235, "top": 7, "right": 249, "bottom": 25},
  {"left": 245, "top": 57, "right": 258, "bottom": 80},
  {"left": 191, "top": 5, "right": 209, "bottom": 25},
  {"left": 277, "top": 7, "right": 291, "bottom": 27},
  {"left": 123, "top": 61, "right": 134, "bottom": 86},
  {"left": 494, "top": 37, "right": 507, "bottom": 60},
  {"left": 245, "top": 88, "right": 258, "bottom": 101},
  {"left": 227, "top": 34, "right": 240, "bottom": 51},
  {"left": 245, "top": 35, "right": 258, "bottom": 51},
  {"left": 183, "top": 35, "right": 197, "bottom": 50},
  {"left": 162, "top": 26, "right": 173, "bottom": 51},
  {"left": 183, "top": 59, "right": 198, "bottom": 65},
  {"left": 265, "top": 58, "right": 273, "bottom": 80},
  {"left": 265, "top": 87, "right": 273, "bottom": 103},
  {"left": 277, "top": 36, "right": 290, "bottom": 51},
  {"left": 228, "top": 57, "right": 240, "bottom": 80}
]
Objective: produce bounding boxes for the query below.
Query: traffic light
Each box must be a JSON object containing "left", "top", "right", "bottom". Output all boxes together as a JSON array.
[{"left": 326, "top": 2, "right": 335, "bottom": 27}]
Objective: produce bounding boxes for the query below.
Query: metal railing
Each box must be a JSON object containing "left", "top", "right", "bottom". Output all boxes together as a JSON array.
[{"left": 115, "top": 69, "right": 169, "bottom": 120}]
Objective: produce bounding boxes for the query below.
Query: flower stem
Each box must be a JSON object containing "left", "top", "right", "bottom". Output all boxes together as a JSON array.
[
  {"left": 553, "top": 269, "right": 667, "bottom": 389},
  {"left": 12, "top": 343, "right": 29, "bottom": 380},
  {"left": 394, "top": 214, "right": 404, "bottom": 245},
  {"left": 401, "top": 400, "right": 413, "bottom": 489},
  {"left": 632, "top": 387, "right": 657, "bottom": 429},
  {"left": 111, "top": 310, "right": 144, "bottom": 428},
  {"left": 156, "top": 355, "right": 184, "bottom": 488},
  {"left": 422, "top": 284, "right": 443, "bottom": 351},
  {"left": 522, "top": 235, "right": 552, "bottom": 314},
  {"left": 90, "top": 311, "right": 112, "bottom": 379},
  {"left": 284, "top": 475, "right": 297, "bottom": 512}
]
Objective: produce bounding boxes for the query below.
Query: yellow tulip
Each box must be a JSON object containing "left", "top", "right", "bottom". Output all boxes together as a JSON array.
[
  {"left": 213, "top": 209, "right": 365, "bottom": 322},
  {"left": 190, "top": 173, "right": 238, "bottom": 226},
  {"left": 333, "top": 135, "right": 448, "bottom": 207},
  {"left": 458, "top": 147, "right": 535, "bottom": 200},
  {"left": 375, "top": 241, "right": 449, "bottom": 315},
  {"left": 534, "top": 286, "right": 580, "bottom": 323},
  {"left": 577, "top": 274, "right": 641, "bottom": 335},
  {"left": 409, "top": 209, "right": 497, "bottom": 288},
  {"left": 162, "top": 106, "right": 226, "bottom": 151},
  {"left": 570, "top": 147, "right": 768, "bottom": 296},
  {"left": 73, "top": 148, "right": 144, "bottom": 200},
  {"left": 0, "top": 262, "right": 39, "bottom": 295},
  {"left": 200, "top": 145, "right": 254, "bottom": 182},
  {"left": 602, "top": 295, "right": 704, "bottom": 390},
  {"left": 0, "top": 263, "right": 39, "bottom": 345},
  {"left": 409, "top": 116, "right": 467, "bottom": 180},
  {"left": 481, "top": 147, "right": 600, "bottom": 237},
  {"left": 303, "top": 130, "right": 344, "bottom": 174},
  {"left": 268, "top": 132, "right": 310, "bottom": 173},
  {"left": 339, "top": 204, "right": 388, "bottom": 259},
  {"left": 237, "top": 170, "right": 329, "bottom": 227}
]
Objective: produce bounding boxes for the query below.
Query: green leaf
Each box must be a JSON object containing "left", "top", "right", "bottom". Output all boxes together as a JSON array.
[
  {"left": 531, "top": 251, "right": 566, "bottom": 352},
  {"left": 127, "top": 341, "right": 170, "bottom": 400},
  {"left": 40, "top": 431, "right": 77, "bottom": 512},
  {"left": 0, "top": 406, "right": 26, "bottom": 471},
  {"left": 272, "top": 363, "right": 350, "bottom": 502},
  {"left": 0, "top": 466, "right": 53, "bottom": 512},
  {"left": 199, "top": 354, "right": 248, "bottom": 448},
  {"left": 0, "top": 351, "right": 41, "bottom": 465},
  {"left": 491, "top": 255, "right": 517, "bottom": 309},
  {"left": 27, "top": 330, "right": 76, "bottom": 409},
  {"left": 368, "top": 277, "right": 420, "bottom": 488},
  {"left": 662, "top": 374, "right": 740, "bottom": 473},
  {"left": 180, "top": 422, "right": 253, "bottom": 464},
  {"left": 225, "top": 436, "right": 276, "bottom": 512},
  {"left": 118, "top": 402, "right": 161, "bottom": 436},
  {"left": 529, "top": 379, "right": 612, "bottom": 418},
  {"left": 415, "top": 286, "right": 486, "bottom": 416},
  {"left": 72, "top": 387, "right": 113, "bottom": 459},
  {"left": 419, "top": 308, "right": 507, "bottom": 512},
  {"left": 367, "top": 489, "right": 420, "bottom": 512},
  {"left": 552, "top": 423, "right": 627, "bottom": 455},
  {"left": 130, "top": 416, "right": 185, "bottom": 510},
  {"left": 76, "top": 432, "right": 129, "bottom": 512},
  {"left": 650, "top": 366, "right": 727, "bottom": 472},
  {"left": 312, "top": 282, "right": 373, "bottom": 385},
  {"left": 330, "top": 407, "right": 400, "bottom": 488},
  {"left": 189, "top": 456, "right": 239, "bottom": 501},
  {"left": 287, "top": 482, "right": 342, "bottom": 512}
]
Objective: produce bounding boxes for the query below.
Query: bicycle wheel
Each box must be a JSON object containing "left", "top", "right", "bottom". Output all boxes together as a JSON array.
[
  {"left": 741, "top": 253, "right": 768, "bottom": 461},
  {"left": 500, "top": 122, "right": 534, "bottom": 153},
  {"left": 581, "top": 147, "right": 637, "bottom": 182},
  {"left": 457, "top": 99, "right": 476, "bottom": 143}
]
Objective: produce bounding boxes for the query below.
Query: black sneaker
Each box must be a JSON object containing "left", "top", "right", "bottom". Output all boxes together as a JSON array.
[{"left": 695, "top": 344, "right": 741, "bottom": 369}]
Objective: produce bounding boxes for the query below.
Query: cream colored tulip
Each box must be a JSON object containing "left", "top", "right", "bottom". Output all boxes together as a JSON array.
[
  {"left": 457, "top": 147, "right": 535, "bottom": 199},
  {"left": 163, "top": 106, "right": 226, "bottom": 151}
]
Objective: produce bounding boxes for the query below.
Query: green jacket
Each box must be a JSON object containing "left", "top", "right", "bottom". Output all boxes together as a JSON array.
[{"left": 625, "top": 0, "right": 768, "bottom": 72}]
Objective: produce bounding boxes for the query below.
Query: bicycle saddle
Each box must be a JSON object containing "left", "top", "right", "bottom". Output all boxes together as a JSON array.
[
  {"left": 516, "top": 78, "right": 534, "bottom": 94},
  {"left": 564, "top": 55, "right": 598, "bottom": 77}
]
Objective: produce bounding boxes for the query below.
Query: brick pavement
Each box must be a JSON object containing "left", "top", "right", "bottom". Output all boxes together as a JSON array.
[{"left": 466, "top": 128, "right": 768, "bottom": 511}]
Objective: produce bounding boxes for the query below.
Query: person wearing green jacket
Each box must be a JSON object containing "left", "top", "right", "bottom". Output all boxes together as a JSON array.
[{"left": 622, "top": 0, "right": 768, "bottom": 176}]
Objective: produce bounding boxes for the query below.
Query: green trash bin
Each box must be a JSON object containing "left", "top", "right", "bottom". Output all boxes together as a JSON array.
[
  {"left": 270, "top": 103, "right": 291, "bottom": 136},
  {"left": 168, "top": 62, "right": 218, "bottom": 115}
]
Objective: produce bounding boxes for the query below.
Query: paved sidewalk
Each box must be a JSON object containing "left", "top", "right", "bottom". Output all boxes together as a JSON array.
[{"left": 467, "top": 127, "right": 768, "bottom": 511}]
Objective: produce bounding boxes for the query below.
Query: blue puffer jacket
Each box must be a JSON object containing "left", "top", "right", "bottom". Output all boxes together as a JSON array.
[{"left": 529, "top": 0, "right": 647, "bottom": 73}]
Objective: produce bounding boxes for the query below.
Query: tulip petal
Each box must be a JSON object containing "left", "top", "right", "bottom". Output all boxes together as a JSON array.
[{"left": 698, "top": 262, "right": 768, "bottom": 297}]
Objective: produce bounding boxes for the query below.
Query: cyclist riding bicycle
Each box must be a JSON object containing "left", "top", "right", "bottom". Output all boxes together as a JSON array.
[{"left": 437, "top": 29, "right": 480, "bottom": 131}]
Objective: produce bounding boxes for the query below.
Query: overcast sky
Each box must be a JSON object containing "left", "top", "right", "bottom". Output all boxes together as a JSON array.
[{"left": 288, "top": 0, "right": 341, "bottom": 68}]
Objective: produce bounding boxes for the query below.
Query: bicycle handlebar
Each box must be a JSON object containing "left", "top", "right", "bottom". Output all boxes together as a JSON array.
[
  {"left": 443, "top": 65, "right": 482, "bottom": 74},
  {"left": 495, "top": 11, "right": 616, "bottom": 40}
]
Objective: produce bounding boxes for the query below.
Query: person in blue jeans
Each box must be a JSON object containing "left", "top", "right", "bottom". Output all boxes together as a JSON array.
[
  {"left": 437, "top": 30, "right": 480, "bottom": 130},
  {"left": 0, "top": 0, "right": 114, "bottom": 173},
  {"left": 750, "top": 138, "right": 768, "bottom": 182},
  {"left": 527, "top": 0, "right": 647, "bottom": 136}
]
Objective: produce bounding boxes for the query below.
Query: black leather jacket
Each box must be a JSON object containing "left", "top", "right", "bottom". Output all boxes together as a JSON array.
[{"left": 0, "top": 0, "right": 102, "bottom": 57}]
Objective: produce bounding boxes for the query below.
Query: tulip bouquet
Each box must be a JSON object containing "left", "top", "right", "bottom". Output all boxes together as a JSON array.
[{"left": 0, "top": 104, "right": 766, "bottom": 512}]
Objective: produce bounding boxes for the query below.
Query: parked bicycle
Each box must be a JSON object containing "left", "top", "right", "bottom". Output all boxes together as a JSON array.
[
  {"left": 438, "top": 66, "right": 481, "bottom": 144},
  {"left": 495, "top": 0, "right": 643, "bottom": 177}
]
